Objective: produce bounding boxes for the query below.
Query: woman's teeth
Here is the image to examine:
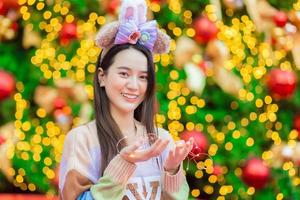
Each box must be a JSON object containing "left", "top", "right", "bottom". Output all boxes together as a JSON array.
[{"left": 122, "top": 93, "right": 138, "bottom": 99}]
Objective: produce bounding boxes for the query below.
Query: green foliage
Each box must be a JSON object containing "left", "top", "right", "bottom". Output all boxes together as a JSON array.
[{"left": 268, "top": 0, "right": 297, "bottom": 10}]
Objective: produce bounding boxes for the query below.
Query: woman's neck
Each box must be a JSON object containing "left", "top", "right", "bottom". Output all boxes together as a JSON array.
[{"left": 110, "top": 110, "right": 136, "bottom": 138}]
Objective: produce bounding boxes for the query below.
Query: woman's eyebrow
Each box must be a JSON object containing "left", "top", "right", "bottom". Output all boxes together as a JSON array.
[
  {"left": 117, "top": 66, "right": 130, "bottom": 70},
  {"left": 117, "top": 66, "right": 147, "bottom": 73}
]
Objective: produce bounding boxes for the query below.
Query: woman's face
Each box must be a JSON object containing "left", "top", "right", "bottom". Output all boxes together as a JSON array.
[{"left": 99, "top": 48, "right": 148, "bottom": 116}]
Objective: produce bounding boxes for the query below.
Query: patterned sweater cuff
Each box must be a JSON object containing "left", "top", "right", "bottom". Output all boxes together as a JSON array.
[
  {"left": 104, "top": 155, "right": 137, "bottom": 185},
  {"left": 163, "top": 163, "right": 185, "bottom": 193}
]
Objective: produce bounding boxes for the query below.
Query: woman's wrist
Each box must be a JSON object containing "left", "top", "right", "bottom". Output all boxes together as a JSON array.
[
  {"left": 164, "top": 165, "right": 180, "bottom": 175},
  {"left": 119, "top": 153, "right": 136, "bottom": 164}
]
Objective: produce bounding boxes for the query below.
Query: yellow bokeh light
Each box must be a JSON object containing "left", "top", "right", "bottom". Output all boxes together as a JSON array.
[
  {"left": 36, "top": 2, "right": 45, "bottom": 10},
  {"left": 191, "top": 189, "right": 200, "bottom": 197},
  {"left": 28, "top": 183, "right": 36, "bottom": 191},
  {"left": 195, "top": 170, "right": 203, "bottom": 178},
  {"left": 247, "top": 187, "right": 255, "bottom": 195},
  {"left": 246, "top": 137, "right": 254, "bottom": 146},
  {"left": 204, "top": 185, "right": 214, "bottom": 194}
]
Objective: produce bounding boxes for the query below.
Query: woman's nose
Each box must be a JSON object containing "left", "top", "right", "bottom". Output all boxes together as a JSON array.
[{"left": 126, "top": 76, "right": 139, "bottom": 90}]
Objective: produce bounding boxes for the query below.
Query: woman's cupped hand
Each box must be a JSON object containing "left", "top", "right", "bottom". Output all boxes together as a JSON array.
[{"left": 120, "top": 137, "right": 170, "bottom": 163}]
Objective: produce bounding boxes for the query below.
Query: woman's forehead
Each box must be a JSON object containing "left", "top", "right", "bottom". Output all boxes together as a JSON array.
[{"left": 111, "top": 48, "right": 148, "bottom": 71}]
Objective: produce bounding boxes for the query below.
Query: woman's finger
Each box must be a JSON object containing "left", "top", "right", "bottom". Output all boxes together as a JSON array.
[
  {"left": 174, "top": 142, "right": 183, "bottom": 155},
  {"left": 175, "top": 140, "right": 185, "bottom": 148},
  {"left": 188, "top": 140, "right": 194, "bottom": 152},
  {"left": 153, "top": 139, "right": 170, "bottom": 156},
  {"left": 174, "top": 141, "right": 191, "bottom": 160},
  {"left": 124, "top": 139, "right": 144, "bottom": 153},
  {"left": 181, "top": 144, "right": 191, "bottom": 159},
  {"left": 145, "top": 139, "right": 169, "bottom": 158},
  {"left": 148, "top": 138, "right": 163, "bottom": 149},
  {"left": 168, "top": 148, "right": 175, "bottom": 159}
]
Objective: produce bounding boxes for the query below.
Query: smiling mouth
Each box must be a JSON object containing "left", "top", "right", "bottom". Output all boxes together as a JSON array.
[{"left": 121, "top": 93, "right": 139, "bottom": 100}]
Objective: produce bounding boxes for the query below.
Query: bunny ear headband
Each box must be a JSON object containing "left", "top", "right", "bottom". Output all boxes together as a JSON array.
[{"left": 95, "top": 0, "right": 171, "bottom": 55}]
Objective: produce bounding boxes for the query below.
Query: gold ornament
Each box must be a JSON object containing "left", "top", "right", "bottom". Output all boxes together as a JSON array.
[
  {"left": 223, "top": 0, "right": 244, "bottom": 10},
  {"left": 244, "top": 0, "right": 277, "bottom": 37},
  {"left": 54, "top": 78, "right": 89, "bottom": 103},
  {"left": 291, "top": 33, "right": 300, "bottom": 70},
  {"left": 270, "top": 142, "right": 300, "bottom": 167},
  {"left": 34, "top": 86, "right": 58, "bottom": 113},
  {"left": 22, "top": 24, "right": 42, "bottom": 49},
  {"left": 174, "top": 36, "right": 201, "bottom": 68},
  {"left": 206, "top": 40, "right": 243, "bottom": 96},
  {"left": 0, "top": 16, "right": 16, "bottom": 41},
  {"left": 210, "top": 0, "right": 222, "bottom": 20},
  {"left": 54, "top": 78, "right": 91, "bottom": 125},
  {"left": 288, "top": 11, "right": 300, "bottom": 30},
  {"left": 184, "top": 62, "right": 206, "bottom": 95},
  {"left": 0, "top": 123, "right": 18, "bottom": 181}
]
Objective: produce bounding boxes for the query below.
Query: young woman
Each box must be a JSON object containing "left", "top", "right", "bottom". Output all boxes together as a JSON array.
[{"left": 59, "top": 1, "right": 193, "bottom": 199}]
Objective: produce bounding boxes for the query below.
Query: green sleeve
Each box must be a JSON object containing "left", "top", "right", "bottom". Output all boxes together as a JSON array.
[{"left": 90, "top": 155, "right": 136, "bottom": 200}]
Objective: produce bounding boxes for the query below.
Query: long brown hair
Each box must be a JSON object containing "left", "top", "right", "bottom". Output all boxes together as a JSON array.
[{"left": 93, "top": 43, "right": 156, "bottom": 175}]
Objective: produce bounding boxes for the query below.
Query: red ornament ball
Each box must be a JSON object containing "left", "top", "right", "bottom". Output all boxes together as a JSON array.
[
  {"left": 2, "top": 0, "right": 19, "bottom": 9},
  {"left": 180, "top": 130, "right": 208, "bottom": 161},
  {"left": 293, "top": 115, "right": 300, "bottom": 139},
  {"left": 266, "top": 69, "right": 297, "bottom": 99},
  {"left": 0, "top": 70, "right": 15, "bottom": 101},
  {"left": 241, "top": 158, "right": 270, "bottom": 189},
  {"left": 0, "top": 1, "right": 8, "bottom": 15},
  {"left": 193, "top": 17, "right": 218, "bottom": 44},
  {"left": 0, "top": 0, "right": 19, "bottom": 15},
  {"left": 59, "top": 22, "right": 77, "bottom": 45},
  {"left": 273, "top": 11, "right": 288, "bottom": 27}
]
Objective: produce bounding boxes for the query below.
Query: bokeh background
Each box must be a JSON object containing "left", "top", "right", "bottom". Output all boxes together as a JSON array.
[{"left": 1, "top": 0, "right": 300, "bottom": 199}]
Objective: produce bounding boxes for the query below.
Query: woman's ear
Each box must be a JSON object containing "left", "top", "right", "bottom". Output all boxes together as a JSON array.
[{"left": 98, "top": 68, "right": 105, "bottom": 87}]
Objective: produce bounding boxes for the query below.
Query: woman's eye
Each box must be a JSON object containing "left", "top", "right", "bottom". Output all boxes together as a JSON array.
[
  {"left": 119, "top": 72, "right": 129, "bottom": 77},
  {"left": 140, "top": 75, "right": 148, "bottom": 80}
]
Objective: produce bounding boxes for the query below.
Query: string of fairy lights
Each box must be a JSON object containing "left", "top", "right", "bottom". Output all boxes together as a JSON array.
[{"left": 8, "top": 0, "right": 300, "bottom": 198}]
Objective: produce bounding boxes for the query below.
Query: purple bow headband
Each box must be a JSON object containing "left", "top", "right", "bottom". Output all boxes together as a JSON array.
[
  {"left": 95, "top": 0, "right": 170, "bottom": 55},
  {"left": 115, "top": 20, "right": 157, "bottom": 52}
]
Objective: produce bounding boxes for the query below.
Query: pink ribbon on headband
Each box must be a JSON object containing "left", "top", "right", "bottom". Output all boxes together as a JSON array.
[{"left": 114, "top": 20, "right": 158, "bottom": 52}]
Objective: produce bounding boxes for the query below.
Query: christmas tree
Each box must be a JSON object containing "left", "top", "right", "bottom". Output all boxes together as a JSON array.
[{"left": 0, "top": 0, "right": 300, "bottom": 199}]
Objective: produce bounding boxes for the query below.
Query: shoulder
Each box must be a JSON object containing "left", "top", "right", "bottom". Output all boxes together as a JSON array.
[
  {"left": 65, "top": 120, "right": 95, "bottom": 139},
  {"left": 63, "top": 120, "right": 98, "bottom": 149}
]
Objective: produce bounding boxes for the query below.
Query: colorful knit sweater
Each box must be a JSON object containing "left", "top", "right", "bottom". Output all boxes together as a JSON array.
[{"left": 59, "top": 120, "right": 189, "bottom": 200}]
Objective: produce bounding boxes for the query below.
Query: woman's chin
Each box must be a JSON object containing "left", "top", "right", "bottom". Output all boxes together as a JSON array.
[{"left": 118, "top": 105, "right": 139, "bottom": 114}]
